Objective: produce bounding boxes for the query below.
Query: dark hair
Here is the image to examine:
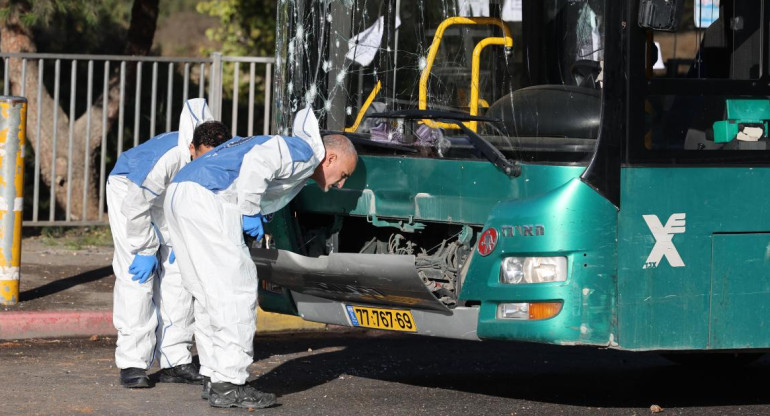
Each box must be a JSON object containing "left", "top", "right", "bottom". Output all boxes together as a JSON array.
[{"left": 192, "top": 121, "right": 230, "bottom": 149}]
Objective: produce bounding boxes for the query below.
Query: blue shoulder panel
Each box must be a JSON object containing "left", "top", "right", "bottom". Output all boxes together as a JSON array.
[
  {"left": 109, "top": 132, "right": 179, "bottom": 187},
  {"left": 281, "top": 135, "right": 314, "bottom": 163},
  {"left": 172, "top": 135, "right": 273, "bottom": 191}
]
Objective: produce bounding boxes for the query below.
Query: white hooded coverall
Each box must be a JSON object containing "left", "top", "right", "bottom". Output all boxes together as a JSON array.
[
  {"left": 164, "top": 107, "right": 325, "bottom": 384},
  {"left": 108, "top": 99, "right": 214, "bottom": 370}
]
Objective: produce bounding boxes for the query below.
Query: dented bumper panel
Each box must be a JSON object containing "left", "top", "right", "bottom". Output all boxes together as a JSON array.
[
  {"left": 251, "top": 248, "right": 452, "bottom": 315},
  {"left": 291, "top": 292, "right": 481, "bottom": 341}
]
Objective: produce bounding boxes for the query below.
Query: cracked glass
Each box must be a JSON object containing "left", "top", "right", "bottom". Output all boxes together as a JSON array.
[{"left": 274, "top": 0, "right": 605, "bottom": 164}]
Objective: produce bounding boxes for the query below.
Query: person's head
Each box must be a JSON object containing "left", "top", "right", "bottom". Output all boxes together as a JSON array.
[
  {"left": 312, "top": 134, "right": 358, "bottom": 192},
  {"left": 189, "top": 121, "right": 231, "bottom": 159}
]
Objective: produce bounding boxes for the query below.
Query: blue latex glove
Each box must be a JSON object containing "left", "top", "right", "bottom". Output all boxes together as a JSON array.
[
  {"left": 129, "top": 254, "right": 159, "bottom": 284},
  {"left": 242, "top": 214, "right": 265, "bottom": 241},
  {"left": 169, "top": 250, "right": 176, "bottom": 264}
]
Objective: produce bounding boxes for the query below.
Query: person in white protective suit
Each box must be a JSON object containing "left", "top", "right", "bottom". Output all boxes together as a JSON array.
[
  {"left": 164, "top": 107, "right": 357, "bottom": 409},
  {"left": 107, "top": 99, "right": 231, "bottom": 388}
]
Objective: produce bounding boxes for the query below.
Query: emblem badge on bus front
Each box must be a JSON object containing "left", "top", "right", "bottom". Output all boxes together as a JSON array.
[
  {"left": 477, "top": 228, "right": 498, "bottom": 257},
  {"left": 642, "top": 213, "right": 686, "bottom": 269}
]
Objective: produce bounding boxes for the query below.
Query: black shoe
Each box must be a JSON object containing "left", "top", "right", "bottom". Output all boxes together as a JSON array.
[
  {"left": 208, "top": 382, "right": 276, "bottom": 409},
  {"left": 157, "top": 363, "right": 204, "bottom": 384},
  {"left": 201, "top": 377, "right": 211, "bottom": 400},
  {"left": 120, "top": 368, "right": 150, "bottom": 388}
]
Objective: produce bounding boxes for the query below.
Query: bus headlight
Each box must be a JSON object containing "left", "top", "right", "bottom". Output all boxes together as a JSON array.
[{"left": 500, "top": 257, "right": 568, "bottom": 284}]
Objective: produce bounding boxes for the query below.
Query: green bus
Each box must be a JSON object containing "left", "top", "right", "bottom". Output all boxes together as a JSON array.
[{"left": 254, "top": 0, "right": 770, "bottom": 355}]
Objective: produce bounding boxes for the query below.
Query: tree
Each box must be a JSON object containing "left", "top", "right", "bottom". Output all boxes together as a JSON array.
[
  {"left": 197, "top": 0, "right": 276, "bottom": 102},
  {"left": 0, "top": 0, "right": 159, "bottom": 220}
]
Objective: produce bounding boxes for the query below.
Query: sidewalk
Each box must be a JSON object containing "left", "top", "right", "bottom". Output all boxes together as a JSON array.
[{"left": 0, "top": 232, "right": 323, "bottom": 340}]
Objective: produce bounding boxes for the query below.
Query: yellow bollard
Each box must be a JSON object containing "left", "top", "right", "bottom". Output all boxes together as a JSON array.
[{"left": 0, "top": 97, "right": 26, "bottom": 306}]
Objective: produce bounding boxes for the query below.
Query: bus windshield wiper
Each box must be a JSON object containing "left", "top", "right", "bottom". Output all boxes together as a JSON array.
[{"left": 369, "top": 109, "right": 521, "bottom": 177}]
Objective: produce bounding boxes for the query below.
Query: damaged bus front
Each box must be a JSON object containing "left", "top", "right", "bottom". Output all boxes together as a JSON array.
[
  {"left": 255, "top": 0, "right": 619, "bottom": 346},
  {"left": 257, "top": 0, "right": 770, "bottom": 356}
]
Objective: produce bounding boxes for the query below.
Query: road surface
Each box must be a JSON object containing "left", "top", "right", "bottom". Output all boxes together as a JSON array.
[{"left": 2, "top": 329, "right": 770, "bottom": 415}]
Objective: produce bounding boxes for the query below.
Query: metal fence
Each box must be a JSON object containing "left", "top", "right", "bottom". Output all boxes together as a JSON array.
[{"left": 0, "top": 52, "right": 274, "bottom": 226}]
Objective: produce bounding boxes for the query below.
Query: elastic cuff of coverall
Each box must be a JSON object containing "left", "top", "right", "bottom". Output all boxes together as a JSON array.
[
  {"left": 158, "top": 353, "right": 193, "bottom": 369},
  {"left": 199, "top": 366, "right": 214, "bottom": 378},
  {"left": 115, "top": 356, "right": 153, "bottom": 371},
  {"left": 210, "top": 371, "right": 248, "bottom": 385},
  {"left": 238, "top": 204, "right": 261, "bottom": 217},
  {"left": 134, "top": 247, "right": 159, "bottom": 257}
]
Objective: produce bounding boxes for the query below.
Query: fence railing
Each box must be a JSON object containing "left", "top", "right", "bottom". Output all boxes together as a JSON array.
[{"left": 0, "top": 52, "right": 275, "bottom": 227}]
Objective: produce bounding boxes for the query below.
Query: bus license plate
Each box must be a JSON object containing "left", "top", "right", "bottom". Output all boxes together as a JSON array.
[{"left": 345, "top": 305, "right": 417, "bottom": 332}]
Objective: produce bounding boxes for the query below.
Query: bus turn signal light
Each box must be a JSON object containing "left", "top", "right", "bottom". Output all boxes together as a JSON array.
[
  {"left": 528, "top": 302, "right": 563, "bottom": 320},
  {"left": 498, "top": 302, "right": 563, "bottom": 320}
]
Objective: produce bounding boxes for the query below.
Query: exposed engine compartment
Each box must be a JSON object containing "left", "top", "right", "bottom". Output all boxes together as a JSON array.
[{"left": 293, "top": 214, "right": 478, "bottom": 308}]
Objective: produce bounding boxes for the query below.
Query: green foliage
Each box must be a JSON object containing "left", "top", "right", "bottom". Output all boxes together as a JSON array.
[
  {"left": 196, "top": 0, "right": 275, "bottom": 57},
  {"left": 0, "top": 0, "right": 132, "bottom": 54},
  {"left": 197, "top": 0, "right": 276, "bottom": 101},
  {"left": 159, "top": 0, "right": 199, "bottom": 20}
]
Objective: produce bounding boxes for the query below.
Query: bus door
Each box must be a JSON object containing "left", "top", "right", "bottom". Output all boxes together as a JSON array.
[{"left": 619, "top": 0, "right": 770, "bottom": 351}]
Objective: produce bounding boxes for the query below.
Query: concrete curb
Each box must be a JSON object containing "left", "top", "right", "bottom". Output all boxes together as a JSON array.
[{"left": 0, "top": 310, "right": 115, "bottom": 340}]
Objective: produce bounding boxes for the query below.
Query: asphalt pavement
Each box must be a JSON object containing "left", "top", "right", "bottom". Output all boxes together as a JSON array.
[{"left": 2, "top": 331, "right": 770, "bottom": 415}]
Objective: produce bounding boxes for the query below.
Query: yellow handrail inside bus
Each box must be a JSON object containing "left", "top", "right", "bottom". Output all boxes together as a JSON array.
[
  {"left": 469, "top": 36, "right": 512, "bottom": 132},
  {"left": 418, "top": 16, "right": 513, "bottom": 131},
  {"left": 345, "top": 80, "right": 382, "bottom": 133}
]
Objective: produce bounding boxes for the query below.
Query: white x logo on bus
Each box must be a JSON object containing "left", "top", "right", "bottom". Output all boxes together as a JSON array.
[{"left": 642, "top": 213, "right": 686, "bottom": 269}]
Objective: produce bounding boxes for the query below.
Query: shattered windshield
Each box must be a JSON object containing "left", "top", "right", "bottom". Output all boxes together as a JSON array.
[{"left": 274, "top": 0, "right": 605, "bottom": 164}]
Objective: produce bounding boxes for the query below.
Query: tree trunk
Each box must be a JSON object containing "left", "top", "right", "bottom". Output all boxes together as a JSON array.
[{"left": 0, "top": 0, "right": 159, "bottom": 221}]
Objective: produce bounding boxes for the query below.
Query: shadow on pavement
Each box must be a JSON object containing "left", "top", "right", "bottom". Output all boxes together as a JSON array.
[
  {"left": 19, "top": 265, "right": 114, "bottom": 302},
  {"left": 250, "top": 331, "right": 770, "bottom": 409}
]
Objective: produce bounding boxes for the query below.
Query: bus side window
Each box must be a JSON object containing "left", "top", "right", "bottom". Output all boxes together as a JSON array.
[
  {"left": 650, "top": 0, "right": 760, "bottom": 80},
  {"left": 644, "top": 0, "right": 765, "bottom": 152}
]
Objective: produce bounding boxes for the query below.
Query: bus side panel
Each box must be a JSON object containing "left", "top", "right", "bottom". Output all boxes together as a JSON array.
[
  {"left": 710, "top": 233, "right": 770, "bottom": 349},
  {"left": 618, "top": 167, "right": 770, "bottom": 350}
]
